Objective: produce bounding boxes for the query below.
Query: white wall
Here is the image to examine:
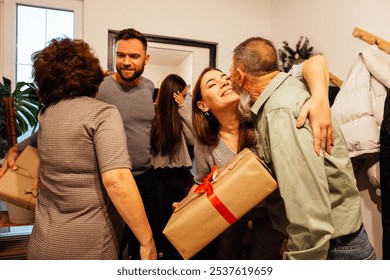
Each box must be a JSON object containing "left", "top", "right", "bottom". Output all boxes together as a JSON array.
[
  {"left": 2, "top": 0, "right": 388, "bottom": 86},
  {"left": 176, "top": 53, "right": 194, "bottom": 88},
  {"left": 83, "top": 0, "right": 272, "bottom": 74},
  {"left": 270, "top": 0, "right": 390, "bottom": 79},
  {"left": 143, "top": 42, "right": 207, "bottom": 90}
]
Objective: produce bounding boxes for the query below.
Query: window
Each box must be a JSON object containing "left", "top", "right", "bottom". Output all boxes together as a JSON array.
[
  {"left": 15, "top": 4, "right": 75, "bottom": 142},
  {"left": 1, "top": 0, "right": 82, "bottom": 142},
  {"left": 1, "top": 0, "right": 83, "bottom": 82},
  {"left": 0, "top": 0, "right": 82, "bottom": 242},
  {"left": 16, "top": 5, "right": 74, "bottom": 83}
]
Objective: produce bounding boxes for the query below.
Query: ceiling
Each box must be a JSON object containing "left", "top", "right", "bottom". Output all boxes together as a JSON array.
[{"left": 147, "top": 47, "right": 192, "bottom": 67}]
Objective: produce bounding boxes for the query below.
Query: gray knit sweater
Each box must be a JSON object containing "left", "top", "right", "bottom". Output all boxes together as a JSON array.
[
  {"left": 97, "top": 75, "right": 155, "bottom": 176},
  {"left": 193, "top": 138, "right": 237, "bottom": 184}
]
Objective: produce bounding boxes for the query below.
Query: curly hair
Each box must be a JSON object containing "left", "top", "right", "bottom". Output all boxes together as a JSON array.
[{"left": 31, "top": 37, "right": 104, "bottom": 105}]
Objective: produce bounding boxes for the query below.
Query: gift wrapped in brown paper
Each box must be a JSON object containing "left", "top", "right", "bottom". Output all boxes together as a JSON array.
[
  {"left": 163, "top": 148, "right": 278, "bottom": 259},
  {"left": 0, "top": 146, "right": 39, "bottom": 211}
]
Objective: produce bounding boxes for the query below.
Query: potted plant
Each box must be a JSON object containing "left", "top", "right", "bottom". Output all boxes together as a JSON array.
[
  {"left": 0, "top": 76, "right": 41, "bottom": 158},
  {"left": 0, "top": 76, "right": 41, "bottom": 224}
]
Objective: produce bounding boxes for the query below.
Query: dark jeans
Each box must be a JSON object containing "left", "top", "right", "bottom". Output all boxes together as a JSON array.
[
  {"left": 156, "top": 167, "right": 191, "bottom": 259},
  {"left": 216, "top": 213, "right": 250, "bottom": 260},
  {"left": 217, "top": 206, "right": 284, "bottom": 260},
  {"left": 327, "top": 224, "right": 376, "bottom": 260},
  {"left": 118, "top": 167, "right": 162, "bottom": 260},
  {"left": 242, "top": 207, "right": 285, "bottom": 260}
]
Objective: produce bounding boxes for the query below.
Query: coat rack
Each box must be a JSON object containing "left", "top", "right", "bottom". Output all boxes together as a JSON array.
[
  {"left": 328, "top": 27, "right": 390, "bottom": 88},
  {"left": 352, "top": 26, "right": 390, "bottom": 55},
  {"left": 329, "top": 71, "right": 343, "bottom": 88}
]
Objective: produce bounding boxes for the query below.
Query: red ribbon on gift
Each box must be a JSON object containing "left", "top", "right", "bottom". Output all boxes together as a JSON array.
[{"left": 194, "top": 165, "right": 238, "bottom": 225}]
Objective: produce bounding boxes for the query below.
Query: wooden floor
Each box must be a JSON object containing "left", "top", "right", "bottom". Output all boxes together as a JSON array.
[
  {"left": 0, "top": 234, "right": 29, "bottom": 259},
  {"left": 0, "top": 211, "right": 31, "bottom": 259}
]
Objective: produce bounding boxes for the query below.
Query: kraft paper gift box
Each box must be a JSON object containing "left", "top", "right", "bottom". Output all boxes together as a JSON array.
[
  {"left": 0, "top": 145, "right": 39, "bottom": 211},
  {"left": 163, "top": 148, "right": 278, "bottom": 260}
]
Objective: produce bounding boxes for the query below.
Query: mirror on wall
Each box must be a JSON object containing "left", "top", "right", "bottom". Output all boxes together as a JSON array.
[{"left": 107, "top": 30, "right": 217, "bottom": 99}]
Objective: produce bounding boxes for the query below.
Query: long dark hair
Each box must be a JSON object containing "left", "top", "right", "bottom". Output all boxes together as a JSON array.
[
  {"left": 192, "top": 67, "right": 220, "bottom": 146},
  {"left": 192, "top": 67, "right": 256, "bottom": 152},
  {"left": 151, "top": 74, "right": 187, "bottom": 161}
]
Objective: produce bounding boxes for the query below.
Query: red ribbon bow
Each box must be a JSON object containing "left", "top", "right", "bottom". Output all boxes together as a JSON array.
[{"left": 195, "top": 165, "right": 237, "bottom": 225}]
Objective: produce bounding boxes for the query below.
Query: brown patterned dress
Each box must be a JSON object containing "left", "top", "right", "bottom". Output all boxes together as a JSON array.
[{"left": 27, "top": 97, "right": 131, "bottom": 259}]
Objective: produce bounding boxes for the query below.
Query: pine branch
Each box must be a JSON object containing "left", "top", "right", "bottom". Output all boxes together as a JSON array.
[{"left": 278, "top": 36, "right": 317, "bottom": 72}]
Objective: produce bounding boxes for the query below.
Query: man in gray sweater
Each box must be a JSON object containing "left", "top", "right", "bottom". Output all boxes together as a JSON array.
[{"left": 97, "top": 28, "right": 161, "bottom": 260}]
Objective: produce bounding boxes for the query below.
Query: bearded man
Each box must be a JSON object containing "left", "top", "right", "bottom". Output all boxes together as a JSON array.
[{"left": 97, "top": 28, "right": 161, "bottom": 260}]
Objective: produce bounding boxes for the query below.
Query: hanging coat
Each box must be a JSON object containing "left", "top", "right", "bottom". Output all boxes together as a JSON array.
[{"left": 332, "top": 44, "right": 390, "bottom": 192}]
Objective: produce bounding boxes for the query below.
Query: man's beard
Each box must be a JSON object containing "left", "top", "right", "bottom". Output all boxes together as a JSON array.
[
  {"left": 234, "top": 84, "right": 254, "bottom": 123},
  {"left": 116, "top": 65, "right": 144, "bottom": 82}
]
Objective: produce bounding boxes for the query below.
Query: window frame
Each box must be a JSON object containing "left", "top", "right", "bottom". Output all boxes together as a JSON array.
[
  {"left": 0, "top": 0, "right": 83, "bottom": 249},
  {"left": 0, "top": 0, "right": 83, "bottom": 83}
]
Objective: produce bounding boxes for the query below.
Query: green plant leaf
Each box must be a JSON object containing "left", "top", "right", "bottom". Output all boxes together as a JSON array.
[
  {"left": 14, "top": 81, "right": 29, "bottom": 92},
  {"left": 16, "top": 106, "right": 37, "bottom": 126},
  {"left": 0, "top": 138, "right": 8, "bottom": 158},
  {"left": 1, "top": 77, "right": 41, "bottom": 143},
  {"left": 21, "top": 103, "right": 40, "bottom": 117},
  {"left": 15, "top": 111, "right": 29, "bottom": 136},
  {"left": 0, "top": 78, "right": 11, "bottom": 97},
  {"left": 18, "top": 97, "right": 41, "bottom": 108},
  {"left": 3, "top": 77, "right": 11, "bottom": 89}
]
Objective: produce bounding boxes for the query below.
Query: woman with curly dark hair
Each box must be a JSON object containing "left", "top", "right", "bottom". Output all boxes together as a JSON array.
[{"left": 3, "top": 38, "right": 156, "bottom": 259}]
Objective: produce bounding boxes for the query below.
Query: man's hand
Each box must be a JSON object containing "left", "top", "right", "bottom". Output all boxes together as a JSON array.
[
  {"left": 298, "top": 55, "right": 334, "bottom": 156},
  {"left": 102, "top": 69, "right": 114, "bottom": 77},
  {"left": 297, "top": 98, "right": 334, "bottom": 156},
  {"left": 0, "top": 146, "right": 22, "bottom": 177},
  {"left": 139, "top": 239, "right": 157, "bottom": 260}
]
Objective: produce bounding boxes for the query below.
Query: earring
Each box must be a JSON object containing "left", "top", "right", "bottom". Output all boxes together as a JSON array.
[{"left": 204, "top": 111, "right": 210, "bottom": 117}]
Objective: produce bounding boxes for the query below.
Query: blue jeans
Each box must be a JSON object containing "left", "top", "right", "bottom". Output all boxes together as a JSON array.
[{"left": 327, "top": 224, "right": 376, "bottom": 260}]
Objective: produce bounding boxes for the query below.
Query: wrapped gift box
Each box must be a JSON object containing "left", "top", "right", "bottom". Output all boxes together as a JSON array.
[
  {"left": 0, "top": 146, "right": 39, "bottom": 211},
  {"left": 163, "top": 148, "right": 278, "bottom": 259}
]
